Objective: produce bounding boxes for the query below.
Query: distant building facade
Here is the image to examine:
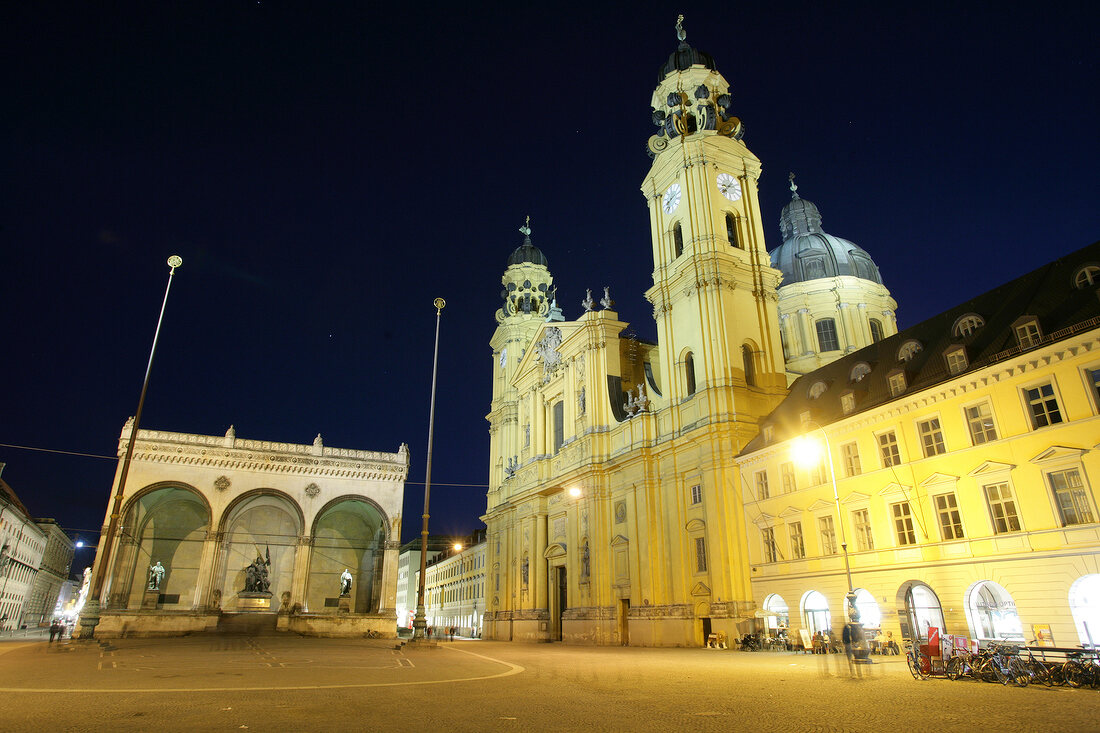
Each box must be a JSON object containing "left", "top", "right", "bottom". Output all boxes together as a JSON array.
[
  {"left": 0, "top": 464, "right": 47, "bottom": 630},
  {"left": 83, "top": 425, "right": 408, "bottom": 637},
  {"left": 26, "top": 518, "right": 74, "bottom": 625},
  {"left": 395, "top": 536, "right": 452, "bottom": 630},
  {"left": 418, "top": 529, "right": 486, "bottom": 637}
]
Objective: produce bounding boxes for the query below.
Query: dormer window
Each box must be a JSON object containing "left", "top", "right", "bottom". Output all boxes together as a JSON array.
[
  {"left": 897, "top": 340, "right": 923, "bottom": 363},
  {"left": 944, "top": 346, "right": 968, "bottom": 375},
  {"left": 808, "top": 381, "right": 827, "bottom": 399},
  {"left": 1074, "top": 264, "right": 1100, "bottom": 289},
  {"left": 888, "top": 370, "right": 907, "bottom": 397},
  {"left": 1014, "top": 317, "right": 1042, "bottom": 349},
  {"left": 762, "top": 424, "right": 774, "bottom": 443},
  {"left": 799, "top": 410, "right": 812, "bottom": 426},
  {"left": 841, "top": 392, "right": 856, "bottom": 414},
  {"left": 850, "top": 362, "right": 871, "bottom": 383},
  {"left": 952, "top": 313, "right": 985, "bottom": 338}
]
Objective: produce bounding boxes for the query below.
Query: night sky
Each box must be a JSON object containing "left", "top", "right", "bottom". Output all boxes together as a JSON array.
[{"left": 2, "top": 2, "right": 1097, "bottom": 556}]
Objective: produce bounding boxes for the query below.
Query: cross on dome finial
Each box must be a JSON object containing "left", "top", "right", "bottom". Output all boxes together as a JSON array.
[
  {"left": 675, "top": 14, "right": 686, "bottom": 42},
  {"left": 519, "top": 215, "right": 531, "bottom": 238},
  {"left": 788, "top": 172, "right": 800, "bottom": 199}
]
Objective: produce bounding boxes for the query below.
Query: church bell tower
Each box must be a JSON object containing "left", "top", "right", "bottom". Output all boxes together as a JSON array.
[{"left": 642, "top": 17, "right": 786, "bottom": 416}]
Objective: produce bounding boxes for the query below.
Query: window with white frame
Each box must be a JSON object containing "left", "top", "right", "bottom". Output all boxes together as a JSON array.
[
  {"left": 690, "top": 484, "right": 702, "bottom": 505},
  {"left": 850, "top": 362, "right": 871, "bottom": 383},
  {"left": 1075, "top": 264, "right": 1100, "bottom": 289},
  {"left": 1024, "top": 382, "right": 1063, "bottom": 428},
  {"left": 763, "top": 424, "right": 774, "bottom": 443},
  {"left": 945, "top": 347, "right": 968, "bottom": 375},
  {"left": 762, "top": 527, "right": 778, "bottom": 563},
  {"left": 694, "top": 536, "right": 708, "bottom": 572},
  {"left": 755, "top": 471, "right": 769, "bottom": 500},
  {"left": 809, "top": 381, "right": 827, "bottom": 399},
  {"left": 853, "top": 508, "right": 874, "bottom": 550},
  {"left": 816, "top": 319, "right": 840, "bottom": 352},
  {"left": 789, "top": 521, "right": 805, "bottom": 559},
  {"left": 892, "top": 502, "right": 917, "bottom": 545},
  {"left": 841, "top": 392, "right": 855, "bottom": 414},
  {"left": 1089, "top": 366, "right": 1100, "bottom": 410},
  {"left": 952, "top": 313, "right": 985, "bottom": 338},
  {"left": 780, "top": 462, "right": 796, "bottom": 494},
  {"left": 1048, "top": 469, "right": 1096, "bottom": 526},
  {"left": 934, "top": 493, "right": 964, "bottom": 540},
  {"left": 917, "top": 417, "right": 946, "bottom": 457},
  {"left": 965, "top": 402, "right": 998, "bottom": 445},
  {"left": 841, "top": 442, "right": 861, "bottom": 477},
  {"left": 888, "top": 371, "right": 907, "bottom": 396},
  {"left": 897, "top": 340, "right": 923, "bottom": 362},
  {"left": 878, "top": 430, "right": 901, "bottom": 467},
  {"left": 819, "top": 515, "right": 837, "bottom": 555},
  {"left": 811, "top": 458, "right": 828, "bottom": 486},
  {"left": 1015, "top": 318, "right": 1042, "bottom": 349}
]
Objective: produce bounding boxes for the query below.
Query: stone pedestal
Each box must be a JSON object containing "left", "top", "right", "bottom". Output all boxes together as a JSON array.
[
  {"left": 337, "top": 595, "right": 352, "bottom": 614},
  {"left": 237, "top": 592, "right": 272, "bottom": 612},
  {"left": 141, "top": 589, "right": 160, "bottom": 610}
]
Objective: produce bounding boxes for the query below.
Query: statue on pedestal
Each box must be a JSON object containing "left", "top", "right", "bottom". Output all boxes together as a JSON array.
[
  {"left": 244, "top": 548, "right": 271, "bottom": 593},
  {"left": 147, "top": 561, "right": 165, "bottom": 591},
  {"left": 340, "top": 568, "right": 353, "bottom": 596}
]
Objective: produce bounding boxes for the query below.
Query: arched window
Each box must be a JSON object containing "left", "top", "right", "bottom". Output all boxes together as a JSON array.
[
  {"left": 816, "top": 319, "right": 839, "bottom": 352},
  {"left": 673, "top": 223, "right": 684, "bottom": 259},
  {"left": 850, "top": 362, "right": 871, "bottom": 383},
  {"left": 726, "top": 213, "right": 741, "bottom": 248},
  {"left": 1069, "top": 575, "right": 1100, "bottom": 645},
  {"left": 742, "top": 344, "right": 755, "bottom": 386},
  {"left": 808, "top": 381, "right": 827, "bottom": 399},
  {"left": 869, "top": 318, "right": 884, "bottom": 343},
  {"left": 903, "top": 583, "right": 946, "bottom": 641},
  {"left": 853, "top": 588, "right": 882, "bottom": 629},
  {"left": 763, "top": 593, "right": 789, "bottom": 634},
  {"left": 952, "top": 313, "right": 985, "bottom": 338},
  {"left": 965, "top": 580, "right": 1024, "bottom": 641},
  {"left": 802, "top": 590, "right": 832, "bottom": 635},
  {"left": 685, "top": 351, "right": 697, "bottom": 396},
  {"left": 897, "top": 339, "right": 923, "bottom": 363},
  {"left": 1074, "top": 265, "right": 1100, "bottom": 289}
]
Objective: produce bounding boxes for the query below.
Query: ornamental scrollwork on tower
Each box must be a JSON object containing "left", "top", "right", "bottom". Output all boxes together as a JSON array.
[{"left": 535, "top": 326, "right": 563, "bottom": 383}]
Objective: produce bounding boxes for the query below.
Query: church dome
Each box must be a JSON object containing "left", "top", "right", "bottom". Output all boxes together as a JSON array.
[
  {"left": 659, "top": 40, "right": 717, "bottom": 80},
  {"left": 507, "top": 235, "right": 548, "bottom": 268},
  {"left": 770, "top": 182, "right": 884, "bottom": 286}
]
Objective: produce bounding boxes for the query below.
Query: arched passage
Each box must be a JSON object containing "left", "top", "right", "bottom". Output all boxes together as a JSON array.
[
  {"left": 801, "top": 590, "right": 831, "bottom": 635},
  {"left": 852, "top": 588, "right": 881, "bottom": 630},
  {"left": 898, "top": 581, "right": 945, "bottom": 642},
  {"left": 306, "top": 497, "right": 389, "bottom": 613},
  {"left": 965, "top": 580, "right": 1024, "bottom": 641},
  {"left": 1069, "top": 575, "right": 1100, "bottom": 646},
  {"left": 216, "top": 490, "right": 303, "bottom": 610},
  {"left": 762, "top": 593, "right": 789, "bottom": 635},
  {"left": 110, "top": 483, "right": 211, "bottom": 610}
]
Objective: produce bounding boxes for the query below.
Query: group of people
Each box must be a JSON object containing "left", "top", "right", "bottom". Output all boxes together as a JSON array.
[
  {"left": 48, "top": 619, "right": 68, "bottom": 642},
  {"left": 425, "top": 626, "right": 461, "bottom": 641}
]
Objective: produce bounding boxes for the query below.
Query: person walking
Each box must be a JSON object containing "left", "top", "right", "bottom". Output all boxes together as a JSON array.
[{"left": 49, "top": 620, "right": 60, "bottom": 643}]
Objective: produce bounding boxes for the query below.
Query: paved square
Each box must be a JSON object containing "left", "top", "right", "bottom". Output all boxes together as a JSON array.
[{"left": 2, "top": 636, "right": 1098, "bottom": 731}]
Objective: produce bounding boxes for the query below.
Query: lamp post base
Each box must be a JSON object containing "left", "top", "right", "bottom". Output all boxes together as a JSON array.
[{"left": 75, "top": 599, "right": 100, "bottom": 640}]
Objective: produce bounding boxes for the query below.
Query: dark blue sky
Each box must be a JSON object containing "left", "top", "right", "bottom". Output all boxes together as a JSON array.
[{"left": 2, "top": 1, "right": 1097, "bottom": 549}]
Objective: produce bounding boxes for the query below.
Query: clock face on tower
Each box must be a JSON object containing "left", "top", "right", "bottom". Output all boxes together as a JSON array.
[
  {"left": 662, "top": 183, "right": 682, "bottom": 214},
  {"left": 716, "top": 173, "right": 743, "bottom": 202}
]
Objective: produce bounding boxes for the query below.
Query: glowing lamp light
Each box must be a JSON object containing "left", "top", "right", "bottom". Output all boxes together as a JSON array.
[
  {"left": 790, "top": 434, "right": 824, "bottom": 468},
  {"left": 75, "top": 541, "right": 84, "bottom": 548},
  {"left": 453, "top": 543, "right": 463, "bottom": 551},
  {"left": 568, "top": 487, "right": 582, "bottom": 498}
]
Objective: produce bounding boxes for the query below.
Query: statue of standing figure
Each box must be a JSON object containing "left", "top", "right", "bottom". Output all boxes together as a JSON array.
[
  {"left": 340, "top": 568, "right": 353, "bottom": 596},
  {"left": 147, "top": 561, "right": 166, "bottom": 591}
]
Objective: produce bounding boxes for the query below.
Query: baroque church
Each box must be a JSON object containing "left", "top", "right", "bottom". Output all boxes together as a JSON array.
[{"left": 482, "top": 19, "right": 1100, "bottom": 648}]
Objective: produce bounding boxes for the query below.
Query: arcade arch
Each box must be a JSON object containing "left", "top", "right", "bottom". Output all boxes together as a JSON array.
[
  {"left": 109, "top": 483, "right": 210, "bottom": 609},
  {"left": 305, "top": 496, "right": 389, "bottom": 613},
  {"left": 1069, "top": 575, "right": 1100, "bottom": 646},
  {"left": 965, "top": 580, "right": 1024, "bottom": 641},
  {"left": 899, "top": 581, "right": 945, "bottom": 641},
  {"left": 216, "top": 490, "right": 302, "bottom": 610}
]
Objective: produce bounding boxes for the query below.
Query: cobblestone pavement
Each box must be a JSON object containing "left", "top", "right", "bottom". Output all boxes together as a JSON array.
[{"left": 2, "top": 637, "right": 1098, "bottom": 732}]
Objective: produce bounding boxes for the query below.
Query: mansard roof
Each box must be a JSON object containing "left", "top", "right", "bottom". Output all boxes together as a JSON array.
[{"left": 743, "top": 239, "right": 1100, "bottom": 453}]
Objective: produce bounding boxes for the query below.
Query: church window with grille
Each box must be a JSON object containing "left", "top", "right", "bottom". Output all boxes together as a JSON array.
[
  {"left": 673, "top": 222, "right": 683, "bottom": 259},
  {"left": 742, "top": 344, "right": 755, "bottom": 386},
  {"left": 552, "top": 401, "right": 564, "bottom": 454},
  {"left": 684, "top": 352, "right": 697, "bottom": 395},
  {"left": 816, "top": 319, "right": 839, "bottom": 352},
  {"left": 869, "top": 318, "right": 884, "bottom": 343}
]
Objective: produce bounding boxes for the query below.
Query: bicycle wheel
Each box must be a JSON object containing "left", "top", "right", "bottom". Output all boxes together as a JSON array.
[
  {"left": 1063, "top": 661, "right": 1087, "bottom": 688},
  {"left": 946, "top": 656, "right": 965, "bottom": 681},
  {"left": 1026, "top": 659, "right": 1052, "bottom": 687},
  {"left": 907, "top": 652, "right": 927, "bottom": 680},
  {"left": 1009, "top": 658, "right": 1030, "bottom": 687}
]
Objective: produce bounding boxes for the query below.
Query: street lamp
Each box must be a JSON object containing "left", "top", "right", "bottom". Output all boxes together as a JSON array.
[
  {"left": 412, "top": 297, "right": 445, "bottom": 643},
  {"left": 77, "top": 255, "right": 183, "bottom": 640},
  {"left": 791, "top": 422, "right": 859, "bottom": 627}
]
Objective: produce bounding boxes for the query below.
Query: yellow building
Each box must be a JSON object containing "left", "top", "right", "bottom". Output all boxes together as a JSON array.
[
  {"left": 739, "top": 245, "right": 1100, "bottom": 647},
  {"left": 418, "top": 530, "right": 487, "bottom": 638},
  {"left": 482, "top": 19, "right": 789, "bottom": 646}
]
